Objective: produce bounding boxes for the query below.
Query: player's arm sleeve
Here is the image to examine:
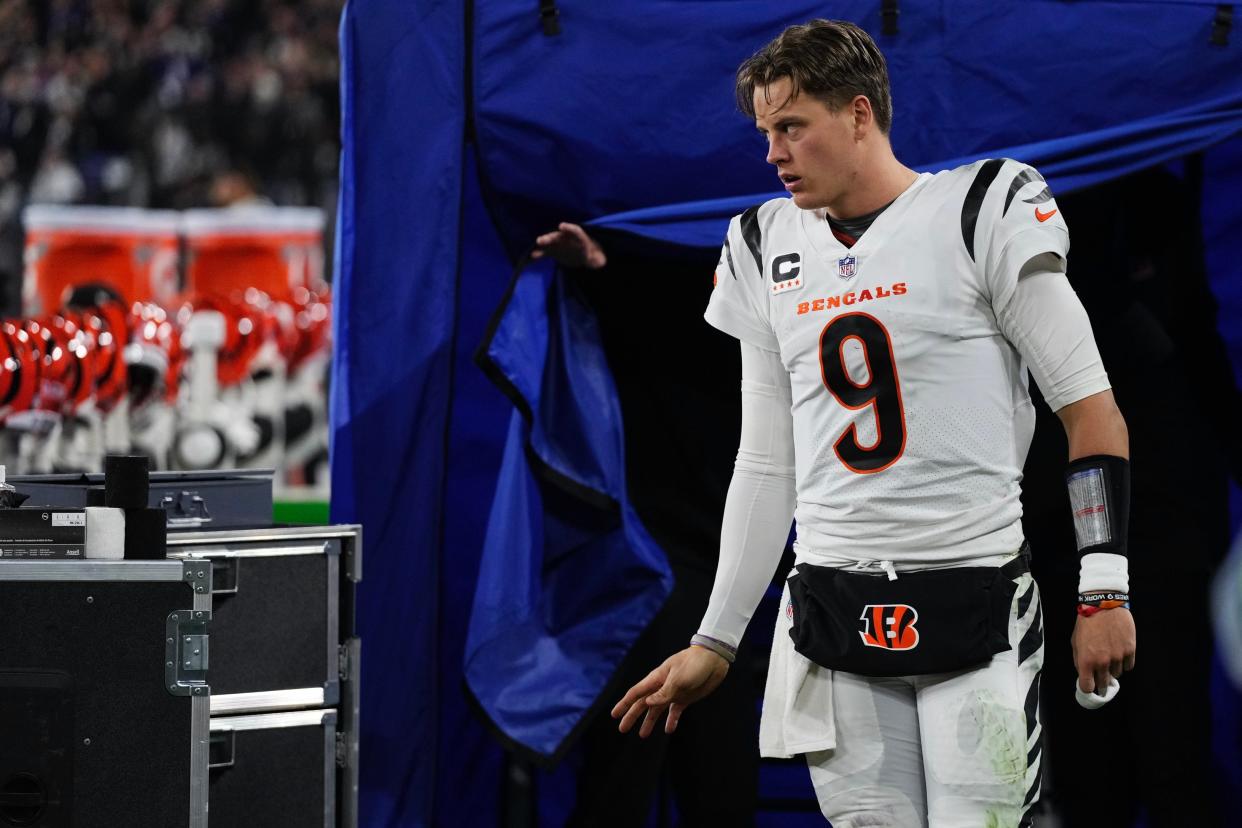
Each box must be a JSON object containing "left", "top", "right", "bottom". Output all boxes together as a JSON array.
[
  {"left": 696, "top": 341, "right": 797, "bottom": 648},
  {"left": 982, "top": 162, "right": 1110, "bottom": 411},
  {"left": 994, "top": 253, "right": 1111, "bottom": 413},
  {"left": 704, "top": 213, "right": 780, "bottom": 352}
]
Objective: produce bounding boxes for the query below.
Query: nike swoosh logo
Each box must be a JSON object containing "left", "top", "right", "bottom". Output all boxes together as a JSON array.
[{"left": 1035, "top": 207, "right": 1058, "bottom": 223}]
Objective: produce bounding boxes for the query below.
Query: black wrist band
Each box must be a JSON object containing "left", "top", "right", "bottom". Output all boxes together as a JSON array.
[
  {"left": 1065, "top": 454, "right": 1130, "bottom": 559},
  {"left": 1078, "top": 591, "right": 1130, "bottom": 605}
]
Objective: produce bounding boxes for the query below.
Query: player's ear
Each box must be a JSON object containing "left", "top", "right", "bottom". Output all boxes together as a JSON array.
[{"left": 851, "top": 95, "right": 873, "bottom": 137}]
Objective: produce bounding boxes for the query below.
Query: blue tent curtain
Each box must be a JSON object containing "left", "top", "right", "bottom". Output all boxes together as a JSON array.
[
  {"left": 471, "top": 0, "right": 1242, "bottom": 255},
  {"left": 330, "top": 1, "right": 466, "bottom": 825},
  {"left": 588, "top": 89, "right": 1242, "bottom": 248},
  {"left": 466, "top": 260, "right": 673, "bottom": 762},
  {"left": 332, "top": 0, "right": 1242, "bottom": 821}
]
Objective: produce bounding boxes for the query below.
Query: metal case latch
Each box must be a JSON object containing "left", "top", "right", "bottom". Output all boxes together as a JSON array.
[
  {"left": 162, "top": 490, "right": 214, "bottom": 528},
  {"left": 166, "top": 609, "right": 211, "bottom": 696}
]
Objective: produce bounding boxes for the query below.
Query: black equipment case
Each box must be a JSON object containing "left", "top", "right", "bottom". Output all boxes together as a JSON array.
[
  {"left": 166, "top": 525, "right": 361, "bottom": 828},
  {"left": 208, "top": 709, "right": 341, "bottom": 828},
  {"left": 12, "top": 470, "right": 275, "bottom": 530},
  {"left": 0, "top": 559, "right": 212, "bottom": 828}
]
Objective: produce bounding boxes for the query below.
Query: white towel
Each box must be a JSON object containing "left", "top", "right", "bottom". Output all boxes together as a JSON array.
[
  {"left": 759, "top": 579, "right": 837, "bottom": 758},
  {"left": 1074, "top": 676, "right": 1120, "bottom": 709}
]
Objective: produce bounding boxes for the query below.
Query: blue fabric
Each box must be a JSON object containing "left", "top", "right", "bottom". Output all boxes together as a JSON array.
[
  {"left": 473, "top": 0, "right": 1241, "bottom": 254},
  {"left": 589, "top": 89, "right": 1242, "bottom": 248},
  {"left": 330, "top": 1, "right": 464, "bottom": 825},
  {"left": 465, "top": 263, "right": 673, "bottom": 761},
  {"left": 433, "top": 154, "right": 512, "bottom": 827}
]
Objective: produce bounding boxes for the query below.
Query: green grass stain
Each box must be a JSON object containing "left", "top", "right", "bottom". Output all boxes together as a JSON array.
[{"left": 965, "top": 689, "right": 1025, "bottom": 785}]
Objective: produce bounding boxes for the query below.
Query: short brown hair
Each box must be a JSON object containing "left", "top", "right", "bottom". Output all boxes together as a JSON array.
[{"left": 735, "top": 20, "right": 893, "bottom": 134}]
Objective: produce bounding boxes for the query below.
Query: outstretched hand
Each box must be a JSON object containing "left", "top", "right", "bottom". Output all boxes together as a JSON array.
[
  {"left": 1072, "top": 607, "right": 1136, "bottom": 696},
  {"left": 611, "top": 646, "right": 729, "bottom": 738},
  {"left": 532, "top": 222, "right": 607, "bottom": 269}
]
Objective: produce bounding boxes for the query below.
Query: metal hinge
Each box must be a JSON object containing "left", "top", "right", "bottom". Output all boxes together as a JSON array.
[
  {"left": 166, "top": 609, "right": 211, "bottom": 697},
  {"left": 338, "top": 643, "right": 350, "bottom": 680},
  {"left": 335, "top": 733, "right": 347, "bottom": 768},
  {"left": 182, "top": 560, "right": 211, "bottom": 595}
]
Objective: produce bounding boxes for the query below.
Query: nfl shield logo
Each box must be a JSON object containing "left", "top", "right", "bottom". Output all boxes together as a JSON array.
[{"left": 837, "top": 255, "right": 858, "bottom": 280}]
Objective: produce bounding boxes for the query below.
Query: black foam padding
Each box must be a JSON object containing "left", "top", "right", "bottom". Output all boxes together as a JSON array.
[
  {"left": 104, "top": 455, "right": 149, "bottom": 509},
  {"left": 206, "top": 553, "right": 331, "bottom": 695},
  {"left": 123, "top": 508, "right": 166, "bottom": 560},
  {"left": 0, "top": 580, "right": 194, "bottom": 828},
  {"left": 208, "top": 719, "right": 328, "bottom": 827}
]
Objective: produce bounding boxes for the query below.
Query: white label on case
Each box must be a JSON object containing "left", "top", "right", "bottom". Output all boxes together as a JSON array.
[{"left": 52, "top": 512, "right": 85, "bottom": 527}]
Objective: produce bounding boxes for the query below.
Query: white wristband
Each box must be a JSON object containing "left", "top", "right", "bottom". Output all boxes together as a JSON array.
[{"left": 1078, "top": 551, "right": 1129, "bottom": 595}]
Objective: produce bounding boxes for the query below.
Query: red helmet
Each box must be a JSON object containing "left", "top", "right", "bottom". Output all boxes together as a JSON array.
[
  {"left": 75, "top": 305, "right": 126, "bottom": 413},
  {"left": 63, "top": 287, "right": 131, "bottom": 414},
  {"left": 126, "top": 301, "right": 183, "bottom": 409},
  {"left": 35, "top": 313, "right": 95, "bottom": 414},
  {"left": 288, "top": 285, "right": 331, "bottom": 373},
  {"left": 0, "top": 320, "right": 39, "bottom": 419},
  {"left": 22, "top": 318, "right": 61, "bottom": 412},
  {"left": 176, "top": 293, "right": 266, "bottom": 388},
  {"left": 243, "top": 288, "right": 299, "bottom": 364}
]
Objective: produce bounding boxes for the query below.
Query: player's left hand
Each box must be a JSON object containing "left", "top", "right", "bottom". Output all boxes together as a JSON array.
[
  {"left": 611, "top": 646, "right": 729, "bottom": 738},
  {"left": 1071, "top": 607, "right": 1135, "bottom": 696},
  {"left": 531, "top": 222, "right": 607, "bottom": 269}
]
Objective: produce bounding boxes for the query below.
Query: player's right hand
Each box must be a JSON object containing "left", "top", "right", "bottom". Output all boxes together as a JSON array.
[
  {"left": 611, "top": 646, "right": 729, "bottom": 738},
  {"left": 1072, "top": 606, "right": 1136, "bottom": 697},
  {"left": 532, "top": 222, "right": 607, "bottom": 269}
]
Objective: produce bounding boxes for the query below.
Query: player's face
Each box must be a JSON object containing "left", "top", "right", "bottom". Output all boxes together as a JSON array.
[{"left": 754, "top": 77, "right": 861, "bottom": 211}]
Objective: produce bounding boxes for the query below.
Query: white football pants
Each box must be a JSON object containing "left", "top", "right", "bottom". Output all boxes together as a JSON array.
[{"left": 805, "top": 572, "right": 1044, "bottom": 828}]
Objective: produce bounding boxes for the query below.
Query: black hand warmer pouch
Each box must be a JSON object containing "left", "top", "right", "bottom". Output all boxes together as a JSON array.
[{"left": 787, "top": 551, "right": 1027, "bottom": 677}]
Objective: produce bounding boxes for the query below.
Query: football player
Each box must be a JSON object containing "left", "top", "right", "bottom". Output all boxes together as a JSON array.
[{"left": 610, "top": 20, "right": 1135, "bottom": 827}]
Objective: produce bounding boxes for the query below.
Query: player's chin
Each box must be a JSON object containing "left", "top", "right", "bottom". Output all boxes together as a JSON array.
[{"left": 789, "top": 189, "right": 827, "bottom": 210}]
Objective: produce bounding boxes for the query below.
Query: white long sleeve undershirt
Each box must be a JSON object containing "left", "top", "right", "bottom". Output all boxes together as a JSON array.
[{"left": 696, "top": 342, "right": 797, "bottom": 649}]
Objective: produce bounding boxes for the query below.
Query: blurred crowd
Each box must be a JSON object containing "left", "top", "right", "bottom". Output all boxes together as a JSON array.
[{"left": 0, "top": 0, "right": 343, "bottom": 315}]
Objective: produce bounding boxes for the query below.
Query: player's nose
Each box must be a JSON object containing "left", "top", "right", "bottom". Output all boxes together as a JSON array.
[{"left": 765, "top": 135, "right": 788, "bottom": 166}]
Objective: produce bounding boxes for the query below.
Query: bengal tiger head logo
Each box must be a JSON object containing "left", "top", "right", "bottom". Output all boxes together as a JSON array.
[{"left": 859, "top": 604, "right": 920, "bottom": 651}]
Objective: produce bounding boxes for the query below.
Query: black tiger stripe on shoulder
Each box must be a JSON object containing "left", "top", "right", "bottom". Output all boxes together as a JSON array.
[
  {"left": 1003, "top": 166, "right": 1047, "bottom": 216},
  {"left": 723, "top": 238, "right": 738, "bottom": 279},
  {"left": 961, "top": 158, "right": 1005, "bottom": 262},
  {"left": 1022, "top": 185, "right": 1054, "bottom": 206},
  {"left": 739, "top": 204, "right": 764, "bottom": 278}
]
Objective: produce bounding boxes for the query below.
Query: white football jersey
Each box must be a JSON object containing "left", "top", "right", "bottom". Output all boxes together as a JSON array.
[{"left": 705, "top": 159, "right": 1109, "bottom": 566}]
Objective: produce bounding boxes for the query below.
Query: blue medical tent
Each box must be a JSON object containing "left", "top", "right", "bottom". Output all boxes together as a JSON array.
[{"left": 330, "top": 1, "right": 1242, "bottom": 824}]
